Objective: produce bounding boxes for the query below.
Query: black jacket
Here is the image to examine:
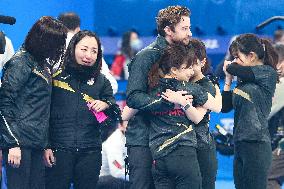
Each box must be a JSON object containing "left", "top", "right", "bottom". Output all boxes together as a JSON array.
[
  {"left": 0, "top": 49, "right": 52, "bottom": 149},
  {"left": 222, "top": 64, "right": 277, "bottom": 142},
  {"left": 148, "top": 78, "right": 208, "bottom": 159},
  {"left": 49, "top": 69, "right": 116, "bottom": 150},
  {"left": 125, "top": 35, "right": 172, "bottom": 146}
]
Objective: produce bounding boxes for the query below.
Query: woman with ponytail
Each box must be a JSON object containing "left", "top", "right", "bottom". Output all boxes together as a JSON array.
[{"left": 222, "top": 33, "right": 278, "bottom": 189}]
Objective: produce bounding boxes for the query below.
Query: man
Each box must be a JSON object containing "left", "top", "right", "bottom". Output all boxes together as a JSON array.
[
  {"left": 126, "top": 5, "right": 192, "bottom": 189},
  {"left": 57, "top": 12, "right": 118, "bottom": 94}
]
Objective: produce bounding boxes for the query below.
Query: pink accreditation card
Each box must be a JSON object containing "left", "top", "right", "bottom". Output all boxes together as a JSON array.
[{"left": 87, "top": 103, "right": 108, "bottom": 123}]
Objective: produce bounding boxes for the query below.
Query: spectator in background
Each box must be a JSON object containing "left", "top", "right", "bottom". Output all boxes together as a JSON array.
[
  {"left": 98, "top": 121, "right": 129, "bottom": 187},
  {"left": 267, "top": 43, "right": 284, "bottom": 189},
  {"left": 273, "top": 29, "right": 284, "bottom": 44},
  {"left": 0, "top": 16, "right": 67, "bottom": 189},
  {"left": 0, "top": 31, "right": 14, "bottom": 80},
  {"left": 58, "top": 12, "right": 118, "bottom": 94},
  {"left": 111, "top": 30, "right": 142, "bottom": 80}
]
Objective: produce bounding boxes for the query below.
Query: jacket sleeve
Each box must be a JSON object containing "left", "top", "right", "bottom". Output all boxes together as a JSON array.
[
  {"left": 221, "top": 91, "right": 233, "bottom": 113},
  {"left": 126, "top": 50, "right": 173, "bottom": 111},
  {"left": 227, "top": 63, "right": 255, "bottom": 82},
  {"left": 100, "top": 76, "right": 121, "bottom": 121},
  {"left": 0, "top": 59, "right": 31, "bottom": 147}
]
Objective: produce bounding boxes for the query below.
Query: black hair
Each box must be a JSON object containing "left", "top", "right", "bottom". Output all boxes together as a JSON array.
[
  {"left": 58, "top": 12, "right": 80, "bottom": 31},
  {"left": 64, "top": 30, "right": 102, "bottom": 81},
  {"left": 24, "top": 16, "right": 67, "bottom": 64},
  {"left": 148, "top": 42, "right": 196, "bottom": 88}
]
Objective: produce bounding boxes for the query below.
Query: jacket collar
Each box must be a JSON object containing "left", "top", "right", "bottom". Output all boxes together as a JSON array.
[{"left": 155, "top": 35, "right": 169, "bottom": 50}]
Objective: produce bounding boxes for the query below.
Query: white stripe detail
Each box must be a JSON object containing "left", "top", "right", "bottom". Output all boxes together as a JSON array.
[{"left": 0, "top": 111, "right": 20, "bottom": 145}]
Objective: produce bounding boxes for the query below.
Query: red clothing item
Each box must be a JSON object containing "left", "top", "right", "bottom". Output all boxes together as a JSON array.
[{"left": 111, "top": 54, "right": 126, "bottom": 78}]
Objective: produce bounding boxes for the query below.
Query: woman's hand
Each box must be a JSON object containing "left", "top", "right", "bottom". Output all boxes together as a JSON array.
[
  {"left": 88, "top": 100, "right": 109, "bottom": 112},
  {"left": 8, "top": 147, "right": 21, "bottom": 168},
  {"left": 223, "top": 60, "right": 233, "bottom": 79},
  {"left": 43, "top": 149, "right": 56, "bottom": 167},
  {"left": 161, "top": 89, "right": 193, "bottom": 107}
]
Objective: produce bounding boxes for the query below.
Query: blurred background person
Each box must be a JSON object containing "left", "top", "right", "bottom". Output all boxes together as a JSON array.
[
  {"left": 267, "top": 43, "right": 284, "bottom": 189},
  {"left": 0, "top": 31, "right": 14, "bottom": 81},
  {"left": 111, "top": 30, "right": 142, "bottom": 80},
  {"left": 98, "top": 121, "right": 129, "bottom": 187}
]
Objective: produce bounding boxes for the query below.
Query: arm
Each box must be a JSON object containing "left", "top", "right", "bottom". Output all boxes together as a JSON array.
[
  {"left": 227, "top": 62, "right": 255, "bottom": 82},
  {"left": 121, "top": 106, "right": 138, "bottom": 121},
  {"left": 161, "top": 90, "right": 207, "bottom": 124},
  {"left": 221, "top": 60, "right": 234, "bottom": 112},
  {"left": 202, "top": 91, "right": 222, "bottom": 113},
  {"left": 126, "top": 50, "right": 173, "bottom": 112},
  {"left": 0, "top": 59, "right": 31, "bottom": 147}
]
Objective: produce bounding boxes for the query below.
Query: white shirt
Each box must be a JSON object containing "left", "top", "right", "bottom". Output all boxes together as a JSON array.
[
  {"left": 269, "top": 77, "right": 284, "bottom": 119},
  {"left": 100, "top": 129, "right": 128, "bottom": 180},
  {"left": 0, "top": 36, "right": 14, "bottom": 71},
  {"left": 0, "top": 36, "right": 14, "bottom": 86}
]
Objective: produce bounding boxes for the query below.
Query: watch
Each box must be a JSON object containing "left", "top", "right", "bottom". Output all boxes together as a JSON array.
[{"left": 181, "top": 103, "right": 191, "bottom": 111}]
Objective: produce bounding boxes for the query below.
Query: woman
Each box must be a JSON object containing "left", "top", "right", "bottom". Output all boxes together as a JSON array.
[
  {"left": 44, "top": 30, "right": 119, "bottom": 189},
  {"left": 123, "top": 43, "right": 221, "bottom": 189},
  {"left": 189, "top": 38, "right": 220, "bottom": 189},
  {"left": 222, "top": 33, "right": 278, "bottom": 189},
  {"left": 0, "top": 16, "right": 67, "bottom": 189},
  {"left": 111, "top": 30, "right": 142, "bottom": 80}
]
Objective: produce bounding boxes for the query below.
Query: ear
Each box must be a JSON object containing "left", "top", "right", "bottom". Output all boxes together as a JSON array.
[
  {"left": 170, "top": 67, "right": 178, "bottom": 76},
  {"left": 249, "top": 52, "right": 257, "bottom": 62},
  {"left": 164, "top": 26, "right": 173, "bottom": 37}
]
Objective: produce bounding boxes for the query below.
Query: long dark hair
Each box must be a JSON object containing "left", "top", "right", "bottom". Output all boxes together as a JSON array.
[
  {"left": 148, "top": 43, "right": 196, "bottom": 89},
  {"left": 64, "top": 30, "right": 102, "bottom": 81},
  {"left": 229, "top": 33, "right": 278, "bottom": 70},
  {"left": 24, "top": 16, "right": 67, "bottom": 64},
  {"left": 121, "top": 31, "right": 137, "bottom": 59}
]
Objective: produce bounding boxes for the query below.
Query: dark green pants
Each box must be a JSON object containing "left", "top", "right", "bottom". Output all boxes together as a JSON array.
[{"left": 234, "top": 141, "right": 272, "bottom": 189}]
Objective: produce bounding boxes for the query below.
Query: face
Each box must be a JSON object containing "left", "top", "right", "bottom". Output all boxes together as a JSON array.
[
  {"left": 174, "top": 63, "right": 194, "bottom": 82},
  {"left": 233, "top": 51, "right": 251, "bottom": 66},
  {"left": 167, "top": 16, "right": 192, "bottom": 45},
  {"left": 75, "top": 36, "right": 98, "bottom": 66},
  {"left": 192, "top": 59, "right": 204, "bottom": 77},
  {"left": 130, "top": 32, "right": 138, "bottom": 42}
]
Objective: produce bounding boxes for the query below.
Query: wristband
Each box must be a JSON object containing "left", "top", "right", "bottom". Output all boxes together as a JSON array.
[{"left": 181, "top": 103, "right": 191, "bottom": 111}]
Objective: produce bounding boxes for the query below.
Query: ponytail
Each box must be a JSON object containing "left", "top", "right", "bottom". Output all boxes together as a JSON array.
[{"left": 261, "top": 38, "right": 278, "bottom": 70}]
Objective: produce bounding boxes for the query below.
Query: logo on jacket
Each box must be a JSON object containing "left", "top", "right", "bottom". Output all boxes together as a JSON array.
[{"left": 87, "top": 78, "right": 95, "bottom": 85}]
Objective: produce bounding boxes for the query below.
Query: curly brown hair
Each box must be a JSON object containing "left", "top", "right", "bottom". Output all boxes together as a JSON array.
[{"left": 156, "top": 5, "right": 190, "bottom": 37}]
